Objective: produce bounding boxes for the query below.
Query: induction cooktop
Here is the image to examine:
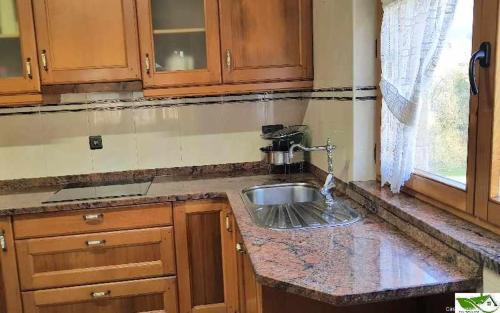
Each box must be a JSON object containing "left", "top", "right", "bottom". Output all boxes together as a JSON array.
[{"left": 43, "top": 181, "right": 152, "bottom": 204}]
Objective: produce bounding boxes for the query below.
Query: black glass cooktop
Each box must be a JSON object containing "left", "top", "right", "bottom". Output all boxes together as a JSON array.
[{"left": 43, "top": 182, "right": 152, "bottom": 203}]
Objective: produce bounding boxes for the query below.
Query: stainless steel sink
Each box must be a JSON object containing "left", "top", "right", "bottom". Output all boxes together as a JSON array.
[{"left": 241, "top": 183, "right": 360, "bottom": 230}]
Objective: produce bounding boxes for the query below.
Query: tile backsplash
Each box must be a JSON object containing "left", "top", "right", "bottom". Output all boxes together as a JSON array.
[{"left": 0, "top": 92, "right": 307, "bottom": 180}]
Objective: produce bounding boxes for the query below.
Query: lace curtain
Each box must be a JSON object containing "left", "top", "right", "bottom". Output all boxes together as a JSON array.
[{"left": 380, "top": 0, "right": 458, "bottom": 192}]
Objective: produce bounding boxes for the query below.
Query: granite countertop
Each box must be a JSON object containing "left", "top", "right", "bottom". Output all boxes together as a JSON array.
[{"left": 0, "top": 173, "right": 481, "bottom": 306}]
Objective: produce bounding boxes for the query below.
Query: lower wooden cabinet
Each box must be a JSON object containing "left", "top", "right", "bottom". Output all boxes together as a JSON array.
[
  {"left": 22, "top": 277, "right": 178, "bottom": 313},
  {"left": 16, "top": 227, "right": 176, "bottom": 290},
  {"left": 174, "top": 200, "right": 238, "bottom": 313},
  {"left": 0, "top": 217, "right": 23, "bottom": 313},
  {"left": 235, "top": 226, "right": 262, "bottom": 313}
]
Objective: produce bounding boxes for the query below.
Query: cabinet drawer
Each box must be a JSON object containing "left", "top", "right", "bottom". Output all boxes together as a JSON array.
[
  {"left": 22, "top": 277, "right": 178, "bottom": 313},
  {"left": 13, "top": 204, "right": 173, "bottom": 239},
  {"left": 16, "top": 227, "right": 176, "bottom": 290}
]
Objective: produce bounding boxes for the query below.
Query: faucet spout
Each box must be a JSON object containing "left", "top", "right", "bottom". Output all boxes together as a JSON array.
[{"left": 289, "top": 139, "right": 336, "bottom": 205}]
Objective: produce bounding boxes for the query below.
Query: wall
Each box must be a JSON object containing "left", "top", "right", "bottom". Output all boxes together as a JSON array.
[
  {"left": 483, "top": 267, "right": 500, "bottom": 292},
  {"left": 0, "top": 93, "right": 307, "bottom": 180},
  {"left": 304, "top": 0, "right": 377, "bottom": 182}
]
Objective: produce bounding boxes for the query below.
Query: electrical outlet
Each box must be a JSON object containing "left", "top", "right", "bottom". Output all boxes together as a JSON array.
[{"left": 89, "top": 136, "right": 103, "bottom": 150}]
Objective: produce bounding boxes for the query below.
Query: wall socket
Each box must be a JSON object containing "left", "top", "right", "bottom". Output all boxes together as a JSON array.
[{"left": 89, "top": 136, "right": 103, "bottom": 150}]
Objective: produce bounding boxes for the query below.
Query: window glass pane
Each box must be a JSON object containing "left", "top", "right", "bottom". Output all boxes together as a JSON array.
[
  {"left": 0, "top": 0, "right": 23, "bottom": 77},
  {"left": 414, "top": 0, "right": 473, "bottom": 188},
  {"left": 150, "top": 0, "right": 207, "bottom": 72}
]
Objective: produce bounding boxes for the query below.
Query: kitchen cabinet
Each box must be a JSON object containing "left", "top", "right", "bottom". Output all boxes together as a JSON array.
[
  {"left": 0, "top": 217, "right": 23, "bottom": 313},
  {"left": 235, "top": 226, "right": 262, "bottom": 313},
  {"left": 22, "top": 277, "right": 178, "bottom": 313},
  {"left": 16, "top": 227, "right": 176, "bottom": 290},
  {"left": 0, "top": 0, "right": 40, "bottom": 96},
  {"left": 174, "top": 200, "right": 238, "bottom": 313},
  {"left": 219, "top": 0, "right": 313, "bottom": 84},
  {"left": 32, "top": 0, "right": 141, "bottom": 85},
  {"left": 137, "top": 0, "right": 222, "bottom": 88}
]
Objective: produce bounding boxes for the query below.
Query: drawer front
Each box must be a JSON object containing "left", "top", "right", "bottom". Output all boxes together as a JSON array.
[
  {"left": 22, "top": 277, "right": 178, "bottom": 313},
  {"left": 13, "top": 204, "right": 173, "bottom": 239},
  {"left": 17, "top": 227, "right": 176, "bottom": 290}
]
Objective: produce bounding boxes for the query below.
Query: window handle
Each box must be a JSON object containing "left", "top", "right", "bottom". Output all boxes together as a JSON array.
[{"left": 469, "top": 42, "right": 491, "bottom": 96}]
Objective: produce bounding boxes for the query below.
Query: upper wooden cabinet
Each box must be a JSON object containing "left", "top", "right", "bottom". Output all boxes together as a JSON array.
[
  {"left": 32, "top": 0, "right": 141, "bottom": 85},
  {"left": 219, "top": 0, "right": 313, "bottom": 84},
  {"left": 0, "top": 0, "right": 40, "bottom": 95},
  {"left": 0, "top": 218, "right": 23, "bottom": 313},
  {"left": 137, "top": 0, "right": 222, "bottom": 88}
]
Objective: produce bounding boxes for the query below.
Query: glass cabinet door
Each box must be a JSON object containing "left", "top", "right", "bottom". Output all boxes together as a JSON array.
[
  {"left": 137, "top": 0, "right": 221, "bottom": 87},
  {"left": 0, "top": 0, "right": 23, "bottom": 78},
  {"left": 0, "top": 0, "right": 40, "bottom": 95},
  {"left": 151, "top": 0, "right": 207, "bottom": 72}
]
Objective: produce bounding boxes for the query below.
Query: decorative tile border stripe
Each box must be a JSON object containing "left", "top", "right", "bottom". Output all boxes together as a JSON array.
[{"left": 0, "top": 86, "right": 377, "bottom": 116}]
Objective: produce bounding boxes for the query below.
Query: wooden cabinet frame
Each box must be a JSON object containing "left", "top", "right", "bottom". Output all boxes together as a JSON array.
[
  {"left": 32, "top": 0, "right": 141, "bottom": 84},
  {"left": 174, "top": 200, "right": 238, "bottom": 313},
  {"left": 16, "top": 227, "right": 176, "bottom": 290},
  {"left": 0, "top": 0, "right": 40, "bottom": 95},
  {"left": 22, "top": 277, "right": 178, "bottom": 313},
  {"left": 0, "top": 217, "right": 23, "bottom": 313},
  {"left": 218, "top": 0, "right": 313, "bottom": 84},
  {"left": 137, "top": 0, "right": 222, "bottom": 88}
]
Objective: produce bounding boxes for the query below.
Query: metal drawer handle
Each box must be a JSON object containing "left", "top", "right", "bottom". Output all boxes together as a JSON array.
[
  {"left": 90, "top": 290, "right": 111, "bottom": 299},
  {"left": 86, "top": 239, "right": 106, "bottom": 247},
  {"left": 0, "top": 230, "right": 6, "bottom": 252},
  {"left": 83, "top": 213, "right": 103, "bottom": 222}
]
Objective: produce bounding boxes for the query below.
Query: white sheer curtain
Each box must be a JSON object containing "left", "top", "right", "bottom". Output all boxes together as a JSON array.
[{"left": 380, "top": 0, "right": 458, "bottom": 193}]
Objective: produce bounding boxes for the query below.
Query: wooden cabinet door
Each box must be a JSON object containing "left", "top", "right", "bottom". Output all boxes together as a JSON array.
[
  {"left": 174, "top": 200, "right": 238, "bottom": 313},
  {"left": 22, "top": 277, "right": 178, "bottom": 313},
  {"left": 136, "top": 0, "right": 222, "bottom": 88},
  {"left": 219, "top": 0, "right": 313, "bottom": 84},
  {"left": 16, "top": 227, "right": 176, "bottom": 290},
  {"left": 0, "top": 217, "right": 23, "bottom": 313},
  {"left": 235, "top": 226, "right": 262, "bottom": 313},
  {"left": 32, "top": 0, "right": 141, "bottom": 84},
  {"left": 0, "top": 0, "right": 40, "bottom": 95}
]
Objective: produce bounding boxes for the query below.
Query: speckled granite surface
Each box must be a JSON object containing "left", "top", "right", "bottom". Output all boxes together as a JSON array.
[
  {"left": 349, "top": 181, "right": 500, "bottom": 275},
  {"left": 0, "top": 173, "right": 480, "bottom": 306}
]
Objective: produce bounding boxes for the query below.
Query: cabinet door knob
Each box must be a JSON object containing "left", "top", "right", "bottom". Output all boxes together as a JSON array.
[
  {"left": 26, "top": 58, "right": 33, "bottom": 79},
  {"left": 145, "top": 54, "right": 151, "bottom": 75},
  {"left": 225, "top": 49, "right": 232, "bottom": 71},
  {"left": 225, "top": 214, "right": 232, "bottom": 232},
  {"left": 236, "top": 242, "right": 246, "bottom": 254},
  {"left": 0, "top": 230, "right": 6, "bottom": 252},
  {"left": 41, "top": 50, "right": 48, "bottom": 71}
]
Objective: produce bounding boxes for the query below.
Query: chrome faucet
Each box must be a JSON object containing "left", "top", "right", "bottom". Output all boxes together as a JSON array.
[{"left": 289, "top": 138, "right": 336, "bottom": 205}]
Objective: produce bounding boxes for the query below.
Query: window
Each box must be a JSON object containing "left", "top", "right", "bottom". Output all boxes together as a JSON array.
[{"left": 377, "top": 0, "right": 500, "bottom": 228}]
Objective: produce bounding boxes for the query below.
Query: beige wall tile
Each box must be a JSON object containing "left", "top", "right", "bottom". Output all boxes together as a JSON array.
[
  {"left": 41, "top": 109, "right": 93, "bottom": 176},
  {"left": 0, "top": 112, "right": 47, "bottom": 179},
  {"left": 88, "top": 108, "right": 138, "bottom": 173},
  {"left": 178, "top": 102, "right": 267, "bottom": 166},
  {"left": 483, "top": 267, "right": 500, "bottom": 292},
  {"left": 134, "top": 106, "right": 183, "bottom": 169}
]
